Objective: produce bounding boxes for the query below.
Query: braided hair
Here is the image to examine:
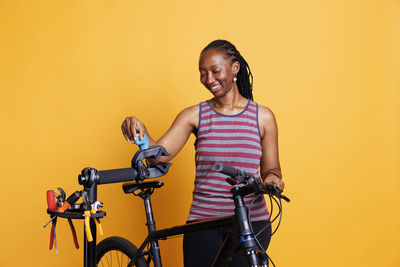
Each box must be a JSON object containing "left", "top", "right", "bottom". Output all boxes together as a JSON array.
[{"left": 202, "top": 40, "right": 254, "bottom": 100}]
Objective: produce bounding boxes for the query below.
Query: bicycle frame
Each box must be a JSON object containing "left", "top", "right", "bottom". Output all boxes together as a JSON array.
[
  {"left": 74, "top": 174, "right": 236, "bottom": 267},
  {"left": 53, "top": 178, "right": 267, "bottom": 267},
  {"left": 129, "top": 182, "right": 267, "bottom": 267},
  {"left": 69, "top": 146, "right": 276, "bottom": 267}
]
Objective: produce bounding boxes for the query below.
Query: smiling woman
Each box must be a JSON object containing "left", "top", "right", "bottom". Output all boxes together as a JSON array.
[{"left": 121, "top": 39, "right": 284, "bottom": 266}]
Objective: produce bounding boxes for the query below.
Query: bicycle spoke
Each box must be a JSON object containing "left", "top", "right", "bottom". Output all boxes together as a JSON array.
[
  {"left": 116, "top": 250, "right": 121, "bottom": 266},
  {"left": 98, "top": 250, "right": 133, "bottom": 267},
  {"left": 106, "top": 252, "right": 111, "bottom": 266}
]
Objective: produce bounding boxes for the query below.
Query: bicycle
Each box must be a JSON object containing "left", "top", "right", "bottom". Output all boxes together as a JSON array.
[{"left": 45, "top": 139, "right": 289, "bottom": 267}]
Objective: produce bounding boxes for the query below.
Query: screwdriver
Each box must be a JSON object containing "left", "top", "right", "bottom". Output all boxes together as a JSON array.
[{"left": 43, "top": 190, "right": 57, "bottom": 228}]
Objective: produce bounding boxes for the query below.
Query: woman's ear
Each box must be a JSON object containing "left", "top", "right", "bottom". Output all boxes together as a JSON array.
[{"left": 232, "top": 61, "right": 240, "bottom": 75}]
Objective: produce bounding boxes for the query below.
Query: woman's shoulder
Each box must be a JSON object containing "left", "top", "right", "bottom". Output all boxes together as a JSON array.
[
  {"left": 257, "top": 103, "right": 274, "bottom": 115},
  {"left": 253, "top": 102, "right": 278, "bottom": 138},
  {"left": 173, "top": 103, "right": 200, "bottom": 128},
  {"left": 178, "top": 103, "right": 200, "bottom": 117},
  {"left": 255, "top": 103, "right": 277, "bottom": 125}
]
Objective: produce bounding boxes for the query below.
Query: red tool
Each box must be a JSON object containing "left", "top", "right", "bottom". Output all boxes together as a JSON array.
[
  {"left": 46, "top": 190, "right": 58, "bottom": 253},
  {"left": 68, "top": 219, "right": 79, "bottom": 249},
  {"left": 49, "top": 218, "right": 58, "bottom": 252},
  {"left": 47, "top": 190, "right": 56, "bottom": 211}
]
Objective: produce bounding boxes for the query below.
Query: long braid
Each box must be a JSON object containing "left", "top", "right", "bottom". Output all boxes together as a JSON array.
[{"left": 202, "top": 40, "right": 254, "bottom": 100}]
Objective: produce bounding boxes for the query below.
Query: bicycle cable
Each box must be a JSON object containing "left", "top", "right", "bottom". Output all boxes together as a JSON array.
[
  {"left": 269, "top": 194, "right": 274, "bottom": 220},
  {"left": 254, "top": 195, "right": 282, "bottom": 238},
  {"left": 267, "top": 253, "right": 277, "bottom": 267},
  {"left": 247, "top": 206, "right": 276, "bottom": 267},
  {"left": 164, "top": 234, "right": 184, "bottom": 240},
  {"left": 248, "top": 194, "right": 273, "bottom": 237},
  {"left": 270, "top": 197, "right": 283, "bottom": 236},
  {"left": 248, "top": 193, "right": 283, "bottom": 267}
]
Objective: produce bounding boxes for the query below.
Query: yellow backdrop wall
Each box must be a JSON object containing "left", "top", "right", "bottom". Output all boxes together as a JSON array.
[{"left": 0, "top": 0, "right": 399, "bottom": 266}]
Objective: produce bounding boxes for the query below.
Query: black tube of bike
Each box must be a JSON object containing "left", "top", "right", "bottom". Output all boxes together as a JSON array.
[
  {"left": 83, "top": 218, "right": 97, "bottom": 267},
  {"left": 142, "top": 191, "right": 163, "bottom": 267},
  {"left": 149, "top": 216, "right": 234, "bottom": 240},
  {"left": 233, "top": 187, "right": 260, "bottom": 266}
]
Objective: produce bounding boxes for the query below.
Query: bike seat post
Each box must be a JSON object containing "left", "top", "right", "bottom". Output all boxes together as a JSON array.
[
  {"left": 138, "top": 189, "right": 163, "bottom": 266},
  {"left": 138, "top": 189, "right": 157, "bottom": 232}
]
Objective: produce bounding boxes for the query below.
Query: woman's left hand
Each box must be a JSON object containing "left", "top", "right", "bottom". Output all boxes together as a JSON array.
[{"left": 263, "top": 175, "right": 285, "bottom": 191}]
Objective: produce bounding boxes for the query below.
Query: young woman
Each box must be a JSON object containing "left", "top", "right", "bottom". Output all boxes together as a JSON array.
[{"left": 121, "top": 40, "right": 285, "bottom": 266}]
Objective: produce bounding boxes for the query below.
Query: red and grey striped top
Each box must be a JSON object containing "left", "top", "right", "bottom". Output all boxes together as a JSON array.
[{"left": 187, "top": 100, "right": 269, "bottom": 222}]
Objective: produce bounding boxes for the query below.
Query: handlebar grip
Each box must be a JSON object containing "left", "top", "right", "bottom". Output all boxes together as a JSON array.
[
  {"left": 214, "top": 163, "right": 239, "bottom": 178},
  {"left": 98, "top": 168, "right": 138, "bottom": 185}
]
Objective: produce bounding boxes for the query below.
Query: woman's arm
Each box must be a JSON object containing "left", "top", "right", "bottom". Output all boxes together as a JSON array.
[
  {"left": 258, "top": 105, "right": 285, "bottom": 191},
  {"left": 121, "top": 104, "right": 199, "bottom": 162}
]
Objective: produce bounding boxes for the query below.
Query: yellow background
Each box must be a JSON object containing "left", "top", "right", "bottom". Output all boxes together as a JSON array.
[{"left": 0, "top": 0, "right": 399, "bottom": 266}]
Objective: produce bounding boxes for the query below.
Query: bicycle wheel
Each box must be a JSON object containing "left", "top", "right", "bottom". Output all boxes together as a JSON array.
[{"left": 96, "top": 236, "right": 149, "bottom": 267}]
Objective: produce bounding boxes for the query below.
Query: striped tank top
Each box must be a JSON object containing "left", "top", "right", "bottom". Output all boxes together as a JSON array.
[{"left": 187, "top": 100, "right": 269, "bottom": 222}]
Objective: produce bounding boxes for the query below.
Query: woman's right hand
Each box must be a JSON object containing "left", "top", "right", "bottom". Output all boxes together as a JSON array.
[{"left": 121, "top": 116, "right": 147, "bottom": 143}]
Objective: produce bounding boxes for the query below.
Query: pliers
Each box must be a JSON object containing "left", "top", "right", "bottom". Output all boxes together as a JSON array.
[
  {"left": 49, "top": 217, "right": 58, "bottom": 252},
  {"left": 82, "top": 192, "right": 104, "bottom": 242}
]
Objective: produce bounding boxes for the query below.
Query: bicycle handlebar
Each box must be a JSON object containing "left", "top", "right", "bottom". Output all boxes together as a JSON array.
[
  {"left": 214, "top": 163, "right": 265, "bottom": 193},
  {"left": 98, "top": 168, "right": 138, "bottom": 185},
  {"left": 78, "top": 144, "right": 171, "bottom": 187},
  {"left": 214, "top": 163, "right": 290, "bottom": 202},
  {"left": 214, "top": 163, "right": 240, "bottom": 179}
]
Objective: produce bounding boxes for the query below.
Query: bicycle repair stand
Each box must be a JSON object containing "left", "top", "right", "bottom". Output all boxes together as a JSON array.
[{"left": 46, "top": 145, "right": 171, "bottom": 267}]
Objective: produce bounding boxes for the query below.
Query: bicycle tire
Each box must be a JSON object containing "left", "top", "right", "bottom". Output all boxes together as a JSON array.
[{"left": 96, "top": 236, "right": 149, "bottom": 267}]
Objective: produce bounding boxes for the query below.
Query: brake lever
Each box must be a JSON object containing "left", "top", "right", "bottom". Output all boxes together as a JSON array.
[
  {"left": 247, "top": 176, "right": 266, "bottom": 194},
  {"left": 226, "top": 178, "right": 238, "bottom": 186},
  {"left": 281, "top": 195, "right": 290, "bottom": 202},
  {"left": 265, "top": 185, "right": 290, "bottom": 202}
]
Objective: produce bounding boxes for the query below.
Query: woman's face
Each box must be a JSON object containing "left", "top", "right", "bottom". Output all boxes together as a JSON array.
[{"left": 199, "top": 49, "right": 239, "bottom": 97}]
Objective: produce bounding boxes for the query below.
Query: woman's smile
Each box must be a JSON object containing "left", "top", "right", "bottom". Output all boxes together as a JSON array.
[{"left": 208, "top": 83, "right": 222, "bottom": 93}]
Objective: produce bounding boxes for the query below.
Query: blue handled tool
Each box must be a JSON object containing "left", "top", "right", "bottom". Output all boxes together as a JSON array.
[{"left": 135, "top": 134, "right": 149, "bottom": 150}]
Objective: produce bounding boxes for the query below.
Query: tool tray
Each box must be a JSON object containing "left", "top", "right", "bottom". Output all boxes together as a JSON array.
[{"left": 47, "top": 209, "right": 106, "bottom": 219}]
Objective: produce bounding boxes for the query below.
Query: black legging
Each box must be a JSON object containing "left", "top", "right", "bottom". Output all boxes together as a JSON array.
[{"left": 183, "top": 220, "right": 271, "bottom": 267}]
